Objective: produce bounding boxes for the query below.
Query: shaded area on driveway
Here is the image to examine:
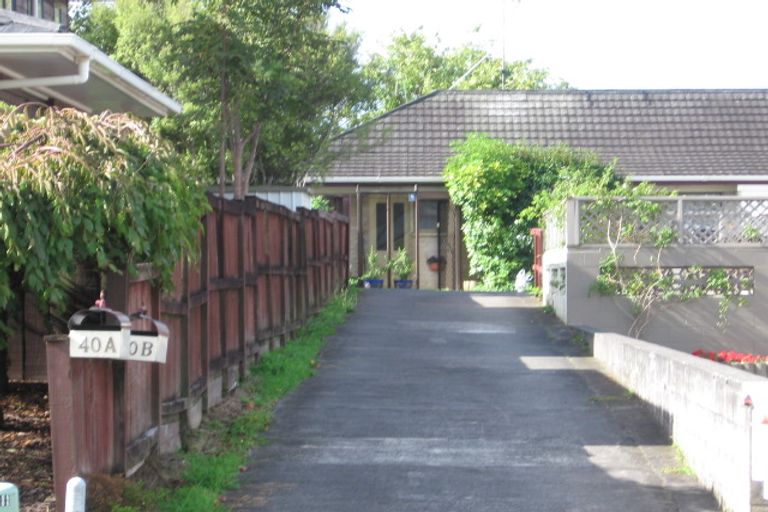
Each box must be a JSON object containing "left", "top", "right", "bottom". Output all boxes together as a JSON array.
[{"left": 228, "top": 290, "right": 719, "bottom": 512}]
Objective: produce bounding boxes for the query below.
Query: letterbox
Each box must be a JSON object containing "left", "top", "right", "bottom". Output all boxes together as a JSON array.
[
  {"left": 129, "top": 313, "right": 169, "bottom": 364},
  {"left": 0, "top": 482, "right": 19, "bottom": 512},
  {"left": 68, "top": 308, "right": 132, "bottom": 359}
]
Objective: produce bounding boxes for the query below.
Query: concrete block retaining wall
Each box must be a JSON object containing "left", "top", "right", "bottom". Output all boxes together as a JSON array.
[{"left": 593, "top": 332, "right": 768, "bottom": 512}]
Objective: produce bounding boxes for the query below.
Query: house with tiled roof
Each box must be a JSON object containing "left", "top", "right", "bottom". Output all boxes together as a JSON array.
[{"left": 308, "top": 89, "right": 768, "bottom": 289}]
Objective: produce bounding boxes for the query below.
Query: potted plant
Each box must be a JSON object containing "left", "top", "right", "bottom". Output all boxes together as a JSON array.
[
  {"left": 361, "top": 246, "right": 386, "bottom": 288},
  {"left": 391, "top": 247, "right": 414, "bottom": 288},
  {"left": 427, "top": 255, "right": 446, "bottom": 272}
]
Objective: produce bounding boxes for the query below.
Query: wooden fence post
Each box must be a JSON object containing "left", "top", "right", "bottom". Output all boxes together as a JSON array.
[{"left": 46, "top": 335, "right": 117, "bottom": 507}]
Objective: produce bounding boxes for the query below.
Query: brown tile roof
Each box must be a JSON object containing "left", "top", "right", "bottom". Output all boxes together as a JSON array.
[{"left": 321, "top": 89, "right": 768, "bottom": 181}]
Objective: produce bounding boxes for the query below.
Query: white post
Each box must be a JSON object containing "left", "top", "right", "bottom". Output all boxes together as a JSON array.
[
  {"left": 65, "top": 477, "right": 86, "bottom": 512},
  {"left": 566, "top": 198, "right": 581, "bottom": 247},
  {"left": 0, "top": 482, "right": 19, "bottom": 512}
]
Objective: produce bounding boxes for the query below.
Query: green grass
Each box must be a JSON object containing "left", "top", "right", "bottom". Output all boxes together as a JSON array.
[
  {"left": 588, "top": 389, "right": 636, "bottom": 403},
  {"left": 662, "top": 445, "right": 696, "bottom": 476},
  {"left": 570, "top": 331, "right": 590, "bottom": 354},
  {"left": 115, "top": 287, "right": 358, "bottom": 512}
]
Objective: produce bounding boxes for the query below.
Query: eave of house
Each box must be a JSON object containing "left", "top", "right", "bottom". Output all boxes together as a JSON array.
[
  {"left": 0, "top": 32, "right": 181, "bottom": 116},
  {"left": 308, "top": 176, "right": 445, "bottom": 185},
  {"left": 628, "top": 175, "right": 768, "bottom": 183}
]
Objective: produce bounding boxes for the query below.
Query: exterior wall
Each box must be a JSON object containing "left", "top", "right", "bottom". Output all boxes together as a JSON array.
[
  {"left": 593, "top": 331, "right": 768, "bottom": 512},
  {"left": 250, "top": 187, "right": 311, "bottom": 211},
  {"left": 544, "top": 196, "right": 768, "bottom": 354},
  {"left": 349, "top": 193, "right": 360, "bottom": 276},
  {"left": 0, "top": 2, "right": 68, "bottom": 24},
  {"left": 542, "top": 247, "right": 567, "bottom": 321},
  {"left": 739, "top": 185, "right": 768, "bottom": 197},
  {"left": 563, "top": 245, "right": 768, "bottom": 353},
  {"left": 659, "top": 183, "right": 738, "bottom": 195}
]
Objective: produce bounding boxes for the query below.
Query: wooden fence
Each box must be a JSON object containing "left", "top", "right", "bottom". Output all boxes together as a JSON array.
[{"left": 43, "top": 195, "right": 349, "bottom": 506}]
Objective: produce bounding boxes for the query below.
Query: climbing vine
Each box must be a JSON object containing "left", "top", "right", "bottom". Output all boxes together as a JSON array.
[
  {"left": 584, "top": 187, "right": 749, "bottom": 337},
  {"left": 0, "top": 103, "right": 210, "bottom": 336},
  {"left": 443, "top": 134, "right": 612, "bottom": 289}
]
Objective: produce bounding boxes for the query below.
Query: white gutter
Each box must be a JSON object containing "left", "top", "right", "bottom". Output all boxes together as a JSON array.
[
  {"left": 0, "top": 33, "right": 182, "bottom": 116},
  {"left": 310, "top": 176, "right": 445, "bottom": 184},
  {"left": 0, "top": 55, "right": 89, "bottom": 89},
  {"left": 0, "top": 61, "right": 93, "bottom": 111},
  {"left": 628, "top": 175, "right": 768, "bottom": 183},
  {"left": 316, "top": 174, "right": 768, "bottom": 185}
]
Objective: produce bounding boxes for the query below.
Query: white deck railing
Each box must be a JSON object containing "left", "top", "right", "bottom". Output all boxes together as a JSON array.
[{"left": 545, "top": 196, "right": 768, "bottom": 248}]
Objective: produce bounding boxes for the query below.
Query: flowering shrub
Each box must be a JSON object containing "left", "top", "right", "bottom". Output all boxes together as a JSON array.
[{"left": 692, "top": 349, "right": 768, "bottom": 364}]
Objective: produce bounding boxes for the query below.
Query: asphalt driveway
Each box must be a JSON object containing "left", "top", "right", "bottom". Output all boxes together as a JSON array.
[{"left": 228, "top": 290, "right": 719, "bottom": 512}]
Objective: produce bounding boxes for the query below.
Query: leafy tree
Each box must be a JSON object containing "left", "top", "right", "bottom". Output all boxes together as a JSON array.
[
  {"left": 444, "top": 134, "right": 611, "bottom": 289},
  {"left": 74, "top": 0, "right": 368, "bottom": 195},
  {"left": 70, "top": 1, "right": 119, "bottom": 55},
  {"left": 361, "top": 31, "right": 566, "bottom": 121}
]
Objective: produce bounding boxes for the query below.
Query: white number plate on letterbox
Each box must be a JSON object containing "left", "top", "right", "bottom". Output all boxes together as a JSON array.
[
  {"left": 128, "top": 334, "right": 168, "bottom": 363},
  {"left": 69, "top": 330, "right": 130, "bottom": 359}
]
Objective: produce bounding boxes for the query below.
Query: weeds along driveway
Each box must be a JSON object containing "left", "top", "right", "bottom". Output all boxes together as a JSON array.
[{"left": 227, "top": 290, "right": 719, "bottom": 512}]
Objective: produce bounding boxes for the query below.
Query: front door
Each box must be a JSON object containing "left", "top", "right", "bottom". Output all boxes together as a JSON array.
[{"left": 371, "top": 198, "right": 410, "bottom": 287}]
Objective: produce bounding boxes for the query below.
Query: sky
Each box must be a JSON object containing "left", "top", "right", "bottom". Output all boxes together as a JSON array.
[{"left": 328, "top": 0, "right": 768, "bottom": 90}]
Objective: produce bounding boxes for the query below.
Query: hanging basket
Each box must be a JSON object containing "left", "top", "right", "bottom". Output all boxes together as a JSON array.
[{"left": 427, "top": 256, "right": 446, "bottom": 272}]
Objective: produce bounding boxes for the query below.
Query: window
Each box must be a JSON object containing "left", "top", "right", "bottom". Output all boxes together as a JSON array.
[
  {"left": 419, "top": 200, "right": 448, "bottom": 231},
  {"left": 375, "top": 201, "right": 406, "bottom": 251},
  {"left": 375, "top": 203, "right": 386, "bottom": 250},
  {"left": 14, "top": 0, "right": 28, "bottom": 15},
  {"left": 393, "top": 203, "right": 404, "bottom": 250},
  {"left": 53, "top": 0, "right": 65, "bottom": 24},
  {"left": 42, "top": 0, "right": 53, "bottom": 20},
  {"left": 419, "top": 201, "right": 438, "bottom": 229}
]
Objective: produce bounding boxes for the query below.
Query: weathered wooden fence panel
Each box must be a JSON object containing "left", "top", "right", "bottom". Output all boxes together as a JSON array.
[
  {"left": 8, "top": 293, "right": 50, "bottom": 382},
  {"left": 43, "top": 195, "right": 348, "bottom": 506}
]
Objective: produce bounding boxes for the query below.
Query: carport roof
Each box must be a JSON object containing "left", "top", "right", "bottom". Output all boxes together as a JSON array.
[{"left": 317, "top": 89, "right": 768, "bottom": 184}]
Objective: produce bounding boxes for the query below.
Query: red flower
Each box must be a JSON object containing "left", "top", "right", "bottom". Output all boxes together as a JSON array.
[{"left": 692, "top": 348, "right": 768, "bottom": 365}]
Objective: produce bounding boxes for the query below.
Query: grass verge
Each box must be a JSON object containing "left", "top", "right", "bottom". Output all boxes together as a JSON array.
[
  {"left": 112, "top": 286, "right": 358, "bottom": 512},
  {"left": 662, "top": 445, "right": 696, "bottom": 476}
]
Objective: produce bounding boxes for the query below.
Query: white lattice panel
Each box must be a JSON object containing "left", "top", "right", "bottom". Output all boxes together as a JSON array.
[
  {"left": 579, "top": 199, "right": 677, "bottom": 245},
  {"left": 544, "top": 213, "right": 565, "bottom": 250},
  {"left": 574, "top": 197, "right": 768, "bottom": 246},
  {"left": 681, "top": 199, "right": 768, "bottom": 245}
]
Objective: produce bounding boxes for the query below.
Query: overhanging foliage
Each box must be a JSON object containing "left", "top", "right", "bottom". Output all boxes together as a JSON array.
[
  {"left": 74, "top": 0, "right": 368, "bottom": 192},
  {"left": 0, "top": 103, "right": 209, "bottom": 334}
]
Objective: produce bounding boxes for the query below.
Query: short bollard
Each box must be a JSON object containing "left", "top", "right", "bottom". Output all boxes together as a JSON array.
[
  {"left": 0, "top": 482, "right": 19, "bottom": 512},
  {"left": 65, "top": 477, "right": 86, "bottom": 512}
]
